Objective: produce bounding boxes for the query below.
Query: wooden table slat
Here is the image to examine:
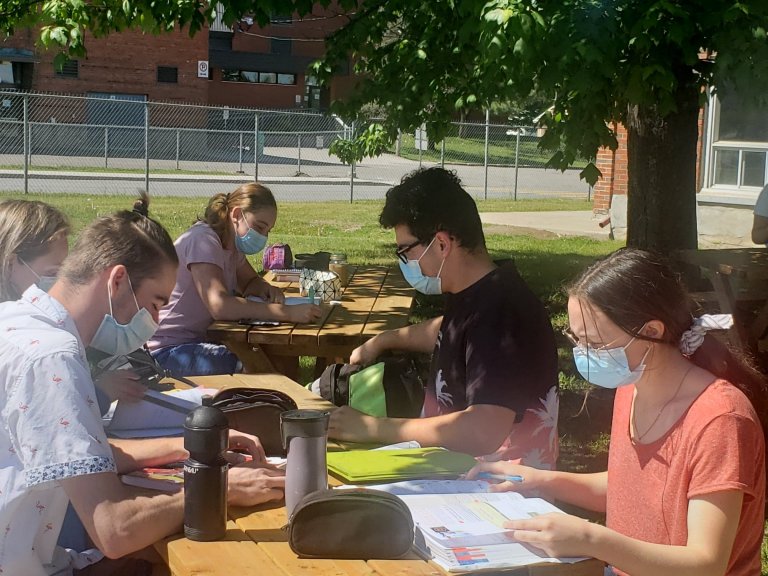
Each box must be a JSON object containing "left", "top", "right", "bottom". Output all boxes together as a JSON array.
[{"left": 260, "top": 542, "right": 377, "bottom": 576}]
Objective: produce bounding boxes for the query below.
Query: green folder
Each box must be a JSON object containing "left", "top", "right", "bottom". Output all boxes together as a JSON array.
[{"left": 326, "top": 447, "right": 478, "bottom": 483}]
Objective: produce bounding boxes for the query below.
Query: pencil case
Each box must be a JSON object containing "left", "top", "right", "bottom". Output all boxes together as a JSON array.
[
  {"left": 288, "top": 488, "right": 414, "bottom": 559},
  {"left": 210, "top": 387, "right": 297, "bottom": 456}
]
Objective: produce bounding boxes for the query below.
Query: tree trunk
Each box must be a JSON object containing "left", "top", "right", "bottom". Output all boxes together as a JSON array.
[{"left": 626, "top": 84, "right": 700, "bottom": 251}]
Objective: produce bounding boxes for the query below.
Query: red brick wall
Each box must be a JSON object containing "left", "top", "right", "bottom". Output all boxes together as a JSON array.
[
  {"left": 592, "top": 122, "right": 628, "bottom": 213},
  {"left": 593, "top": 105, "right": 706, "bottom": 212},
  {"left": 2, "top": 28, "right": 209, "bottom": 103}
]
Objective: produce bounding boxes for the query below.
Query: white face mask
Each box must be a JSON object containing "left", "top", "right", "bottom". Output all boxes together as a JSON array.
[
  {"left": 19, "top": 258, "right": 57, "bottom": 293},
  {"left": 90, "top": 274, "right": 159, "bottom": 356},
  {"left": 398, "top": 236, "right": 446, "bottom": 295}
]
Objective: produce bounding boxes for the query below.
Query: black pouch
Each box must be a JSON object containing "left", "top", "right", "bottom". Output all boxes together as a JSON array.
[
  {"left": 210, "top": 387, "right": 297, "bottom": 456},
  {"left": 288, "top": 488, "right": 414, "bottom": 559}
]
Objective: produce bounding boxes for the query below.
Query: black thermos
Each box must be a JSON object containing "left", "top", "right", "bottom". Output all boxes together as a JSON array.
[{"left": 183, "top": 396, "right": 229, "bottom": 541}]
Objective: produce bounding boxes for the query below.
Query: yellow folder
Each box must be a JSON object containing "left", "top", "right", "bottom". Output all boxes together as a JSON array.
[{"left": 326, "top": 447, "right": 477, "bottom": 483}]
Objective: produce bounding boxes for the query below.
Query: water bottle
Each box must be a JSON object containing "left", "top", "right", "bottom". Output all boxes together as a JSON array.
[
  {"left": 280, "top": 409, "right": 330, "bottom": 518},
  {"left": 183, "top": 396, "right": 229, "bottom": 541}
]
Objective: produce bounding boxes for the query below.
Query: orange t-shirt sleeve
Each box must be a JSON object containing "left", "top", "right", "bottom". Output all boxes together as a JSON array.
[{"left": 687, "top": 412, "right": 761, "bottom": 501}]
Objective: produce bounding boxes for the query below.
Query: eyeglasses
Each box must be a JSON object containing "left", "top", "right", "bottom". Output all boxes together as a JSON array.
[
  {"left": 395, "top": 239, "right": 423, "bottom": 264},
  {"left": 562, "top": 328, "right": 626, "bottom": 353}
]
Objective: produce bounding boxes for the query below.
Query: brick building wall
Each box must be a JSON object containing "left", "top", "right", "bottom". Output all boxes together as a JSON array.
[
  {"left": 592, "top": 122, "right": 628, "bottom": 213},
  {"left": 592, "top": 111, "right": 705, "bottom": 214},
  {"left": 1, "top": 28, "right": 209, "bottom": 103}
]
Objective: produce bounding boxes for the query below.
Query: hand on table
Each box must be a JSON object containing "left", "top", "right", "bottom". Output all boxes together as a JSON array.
[
  {"left": 503, "top": 512, "right": 597, "bottom": 559},
  {"left": 328, "top": 406, "right": 379, "bottom": 443},
  {"left": 464, "top": 460, "right": 549, "bottom": 496},
  {"left": 227, "top": 466, "right": 285, "bottom": 507},
  {"left": 95, "top": 370, "right": 147, "bottom": 403},
  {"left": 228, "top": 430, "right": 267, "bottom": 466},
  {"left": 260, "top": 283, "right": 285, "bottom": 304},
  {"left": 287, "top": 303, "right": 322, "bottom": 324}
]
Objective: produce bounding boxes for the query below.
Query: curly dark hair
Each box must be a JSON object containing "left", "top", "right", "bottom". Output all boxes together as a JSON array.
[{"left": 379, "top": 167, "right": 486, "bottom": 251}]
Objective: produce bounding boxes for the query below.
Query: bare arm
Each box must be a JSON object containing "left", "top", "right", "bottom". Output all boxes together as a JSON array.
[
  {"left": 350, "top": 316, "right": 442, "bottom": 365},
  {"left": 62, "top": 471, "right": 184, "bottom": 559},
  {"left": 508, "top": 491, "right": 743, "bottom": 576},
  {"left": 108, "top": 437, "right": 187, "bottom": 474},
  {"left": 189, "top": 262, "right": 320, "bottom": 323},
  {"left": 466, "top": 461, "right": 608, "bottom": 512},
  {"left": 236, "top": 257, "right": 285, "bottom": 303},
  {"left": 329, "top": 404, "right": 516, "bottom": 456}
]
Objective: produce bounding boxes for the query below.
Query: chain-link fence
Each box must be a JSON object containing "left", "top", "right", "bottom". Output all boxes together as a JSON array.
[{"left": 0, "top": 92, "right": 591, "bottom": 202}]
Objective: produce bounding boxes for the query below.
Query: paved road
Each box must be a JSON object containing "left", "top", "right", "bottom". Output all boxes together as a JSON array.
[{"left": 0, "top": 149, "right": 592, "bottom": 201}]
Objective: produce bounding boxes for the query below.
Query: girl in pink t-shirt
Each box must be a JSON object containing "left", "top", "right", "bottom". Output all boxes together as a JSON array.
[
  {"left": 149, "top": 183, "right": 322, "bottom": 376},
  {"left": 468, "top": 248, "right": 767, "bottom": 576}
]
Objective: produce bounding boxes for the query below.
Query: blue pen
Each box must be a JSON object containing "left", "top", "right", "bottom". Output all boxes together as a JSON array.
[{"left": 477, "top": 472, "right": 524, "bottom": 483}]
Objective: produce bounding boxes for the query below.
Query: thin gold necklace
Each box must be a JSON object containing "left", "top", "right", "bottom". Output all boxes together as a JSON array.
[{"left": 632, "top": 365, "right": 694, "bottom": 443}]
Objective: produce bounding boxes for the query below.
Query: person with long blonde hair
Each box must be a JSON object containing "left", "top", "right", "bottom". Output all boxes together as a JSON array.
[
  {"left": 148, "top": 183, "right": 321, "bottom": 376},
  {"left": 0, "top": 199, "right": 69, "bottom": 301}
]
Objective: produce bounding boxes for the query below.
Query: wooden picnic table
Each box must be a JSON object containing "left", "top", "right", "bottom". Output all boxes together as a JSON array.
[
  {"left": 674, "top": 248, "right": 768, "bottom": 358},
  {"left": 154, "top": 373, "right": 605, "bottom": 576},
  {"left": 207, "top": 265, "right": 415, "bottom": 378}
]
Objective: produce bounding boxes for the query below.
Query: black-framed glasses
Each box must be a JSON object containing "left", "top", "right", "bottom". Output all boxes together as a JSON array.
[{"left": 395, "top": 240, "right": 422, "bottom": 264}]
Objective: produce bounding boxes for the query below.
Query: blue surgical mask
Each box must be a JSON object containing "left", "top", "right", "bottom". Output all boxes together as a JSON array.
[
  {"left": 399, "top": 237, "right": 445, "bottom": 295},
  {"left": 234, "top": 216, "right": 268, "bottom": 255},
  {"left": 90, "top": 274, "right": 159, "bottom": 356},
  {"left": 572, "top": 337, "right": 650, "bottom": 389},
  {"left": 19, "top": 258, "right": 57, "bottom": 293}
]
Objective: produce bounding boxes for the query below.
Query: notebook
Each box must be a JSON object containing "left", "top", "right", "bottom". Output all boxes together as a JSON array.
[{"left": 326, "top": 447, "right": 477, "bottom": 483}]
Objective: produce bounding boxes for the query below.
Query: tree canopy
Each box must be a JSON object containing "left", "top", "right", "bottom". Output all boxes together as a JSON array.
[{"left": 5, "top": 0, "right": 768, "bottom": 249}]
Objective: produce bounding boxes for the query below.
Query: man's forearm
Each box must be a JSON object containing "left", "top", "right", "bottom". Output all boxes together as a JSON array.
[
  {"left": 377, "top": 316, "right": 442, "bottom": 355},
  {"left": 109, "top": 437, "right": 187, "bottom": 474}
]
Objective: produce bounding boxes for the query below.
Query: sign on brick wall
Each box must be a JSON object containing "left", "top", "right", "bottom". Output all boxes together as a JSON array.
[{"left": 197, "top": 61, "right": 209, "bottom": 78}]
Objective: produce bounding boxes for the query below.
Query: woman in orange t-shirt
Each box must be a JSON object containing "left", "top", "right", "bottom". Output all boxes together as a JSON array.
[{"left": 468, "top": 248, "right": 767, "bottom": 576}]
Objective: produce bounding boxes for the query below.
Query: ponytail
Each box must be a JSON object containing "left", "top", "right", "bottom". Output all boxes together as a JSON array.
[{"left": 201, "top": 183, "right": 276, "bottom": 244}]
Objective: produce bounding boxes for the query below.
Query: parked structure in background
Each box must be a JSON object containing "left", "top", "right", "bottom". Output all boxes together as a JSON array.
[{"left": 0, "top": 3, "right": 353, "bottom": 111}]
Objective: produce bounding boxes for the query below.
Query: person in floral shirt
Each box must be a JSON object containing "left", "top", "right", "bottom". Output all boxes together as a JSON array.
[
  {"left": 328, "top": 168, "right": 559, "bottom": 467},
  {"left": 0, "top": 202, "right": 285, "bottom": 575}
]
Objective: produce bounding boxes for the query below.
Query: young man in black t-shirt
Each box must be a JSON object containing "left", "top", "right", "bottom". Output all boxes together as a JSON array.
[{"left": 328, "top": 168, "right": 559, "bottom": 467}]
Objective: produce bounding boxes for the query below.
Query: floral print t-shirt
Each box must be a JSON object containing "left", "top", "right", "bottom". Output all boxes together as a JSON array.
[
  {"left": 422, "top": 263, "right": 560, "bottom": 468},
  {"left": 0, "top": 286, "right": 115, "bottom": 575}
]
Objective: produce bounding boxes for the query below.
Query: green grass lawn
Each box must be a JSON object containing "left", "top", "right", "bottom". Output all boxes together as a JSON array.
[{"left": 3, "top": 191, "right": 767, "bottom": 572}]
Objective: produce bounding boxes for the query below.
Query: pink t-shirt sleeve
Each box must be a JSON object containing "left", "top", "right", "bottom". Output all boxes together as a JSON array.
[
  {"left": 183, "top": 226, "right": 230, "bottom": 270},
  {"left": 687, "top": 412, "right": 761, "bottom": 500}
]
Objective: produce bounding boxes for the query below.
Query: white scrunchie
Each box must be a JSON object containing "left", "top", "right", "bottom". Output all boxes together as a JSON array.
[{"left": 679, "top": 314, "right": 733, "bottom": 355}]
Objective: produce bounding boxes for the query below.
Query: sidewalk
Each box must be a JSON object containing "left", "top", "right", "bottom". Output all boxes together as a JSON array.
[{"left": 480, "top": 211, "right": 611, "bottom": 240}]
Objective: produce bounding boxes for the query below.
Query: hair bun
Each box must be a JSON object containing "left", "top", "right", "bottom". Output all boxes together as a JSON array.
[{"left": 132, "top": 190, "right": 150, "bottom": 217}]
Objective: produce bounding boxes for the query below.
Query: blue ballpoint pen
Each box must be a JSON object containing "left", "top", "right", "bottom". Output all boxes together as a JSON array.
[{"left": 477, "top": 472, "right": 524, "bottom": 483}]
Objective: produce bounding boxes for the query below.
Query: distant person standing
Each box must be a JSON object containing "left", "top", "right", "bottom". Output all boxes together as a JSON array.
[{"left": 751, "top": 183, "right": 768, "bottom": 245}]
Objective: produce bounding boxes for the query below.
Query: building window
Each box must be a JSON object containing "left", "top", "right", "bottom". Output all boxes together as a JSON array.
[
  {"left": 270, "top": 11, "right": 292, "bottom": 25},
  {"left": 55, "top": 59, "right": 79, "bottom": 79},
  {"left": 0, "top": 62, "right": 13, "bottom": 85},
  {"left": 271, "top": 38, "right": 291, "bottom": 55},
  {"left": 222, "top": 69, "right": 295, "bottom": 85},
  {"left": 157, "top": 66, "right": 178, "bottom": 83},
  {"left": 706, "top": 90, "right": 768, "bottom": 191}
]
